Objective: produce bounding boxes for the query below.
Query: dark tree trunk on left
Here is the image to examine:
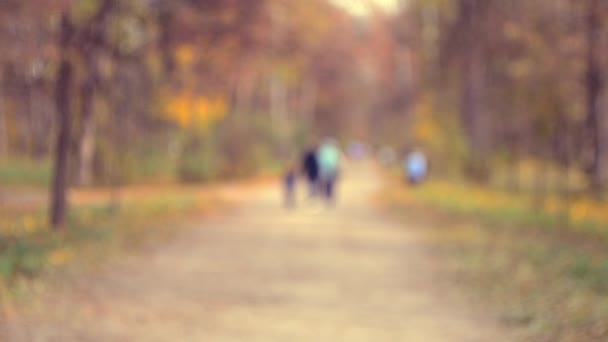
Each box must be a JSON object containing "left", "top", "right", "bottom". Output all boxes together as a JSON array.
[
  {"left": 458, "top": 0, "right": 490, "bottom": 182},
  {"left": 584, "top": 0, "right": 604, "bottom": 190},
  {"left": 50, "top": 14, "right": 74, "bottom": 228},
  {"left": 0, "top": 80, "right": 6, "bottom": 160}
]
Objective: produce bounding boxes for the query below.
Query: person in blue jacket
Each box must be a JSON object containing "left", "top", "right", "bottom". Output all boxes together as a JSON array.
[{"left": 404, "top": 149, "right": 428, "bottom": 185}]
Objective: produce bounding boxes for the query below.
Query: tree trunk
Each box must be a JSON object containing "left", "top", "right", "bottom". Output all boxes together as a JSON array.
[
  {"left": 0, "top": 88, "right": 6, "bottom": 160},
  {"left": 300, "top": 79, "right": 317, "bottom": 130},
  {"left": 270, "top": 74, "right": 288, "bottom": 131},
  {"left": 28, "top": 85, "right": 49, "bottom": 159},
  {"left": 50, "top": 14, "right": 74, "bottom": 229},
  {"left": 77, "top": 68, "right": 97, "bottom": 187},
  {"left": 22, "top": 84, "right": 34, "bottom": 157},
  {"left": 0, "top": 68, "right": 7, "bottom": 160},
  {"left": 459, "top": 0, "right": 489, "bottom": 182},
  {"left": 0, "top": 111, "right": 6, "bottom": 160},
  {"left": 461, "top": 43, "right": 488, "bottom": 180},
  {"left": 600, "top": 92, "right": 608, "bottom": 186},
  {"left": 584, "top": 0, "right": 604, "bottom": 190},
  {"left": 158, "top": 1, "right": 175, "bottom": 77},
  {"left": 234, "top": 66, "right": 255, "bottom": 120},
  {"left": 557, "top": 116, "right": 572, "bottom": 226},
  {"left": 75, "top": 0, "right": 114, "bottom": 187}
]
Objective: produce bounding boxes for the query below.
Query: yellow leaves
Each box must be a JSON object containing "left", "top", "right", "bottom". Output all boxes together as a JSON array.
[
  {"left": 165, "top": 95, "right": 191, "bottom": 127},
  {"left": 570, "top": 201, "right": 590, "bottom": 224},
  {"left": 410, "top": 95, "right": 446, "bottom": 150},
  {"left": 543, "top": 197, "right": 561, "bottom": 215},
  {"left": 73, "top": 0, "right": 104, "bottom": 23},
  {"left": 569, "top": 200, "right": 608, "bottom": 227},
  {"left": 48, "top": 248, "right": 73, "bottom": 267},
  {"left": 414, "top": 116, "right": 440, "bottom": 145},
  {"left": 164, "top": 93, "right": 228, "bottom": 131},
  {"left": 22, "top": 216, "right": 38, "bottom": 234},
  {"left": 0, "top": 214, "right": 43, "bottom": 236},
  {"left": 418, "top": 181, "right": 521, "bottom": 212},
  {"left": 410, "top": 178, "right": 608, "bottom": 230},
  {"left": 175, "top": 45, "right": 196, "bottom": 67}
]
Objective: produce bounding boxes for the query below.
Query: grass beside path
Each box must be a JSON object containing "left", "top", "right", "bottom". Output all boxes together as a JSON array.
[
  {"left": 383, "top": 178, "right": 608, "bottom": 341},
  {"left": 0, "top": 184, "right": 230, "bottom": 289},
  {"left": 0, "top": 159, "right": 52, "bottom": 187}
]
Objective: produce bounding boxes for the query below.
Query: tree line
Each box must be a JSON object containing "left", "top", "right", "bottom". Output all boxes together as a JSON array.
[
  {"left": 399, "top": 0, "right": 607, "bottom": 194},
  {"left": 0, "top": 1, "right": 410, "bottom": 228},
  {"left": 2, "top": 0, "right": 606, "bottom": 228}
]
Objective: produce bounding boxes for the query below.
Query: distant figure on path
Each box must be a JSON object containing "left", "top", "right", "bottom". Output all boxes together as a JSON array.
[
  {"left": 318, "top": 138, "right": 341, "bottom": 203},
  {"left": 302, "top": 145, "right": 320, "bottom": 197},
  {"left": 283, "top": 162, "right": 297, "bottom": 208},
  {"left": 347, "top": 141, "right": 367, "bottom": 160},
  {"left": 404, "top": 149, "right": 428, "bottom": 185}
]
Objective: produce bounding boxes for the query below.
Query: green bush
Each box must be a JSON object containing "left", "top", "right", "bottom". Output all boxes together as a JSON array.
[
  {"left": 177, "top": 151, "right": 218, "bottom": 183},
  {"left": 176, "top": 133, "right": 220, "bottom": 183},
  {"left": 91, "top": 132, "right": 179, "bottom": 186}
]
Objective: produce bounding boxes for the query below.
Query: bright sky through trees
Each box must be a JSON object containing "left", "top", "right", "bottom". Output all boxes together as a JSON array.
[{"left": 329, "top": 0, "right": 401, "bottom": 16}]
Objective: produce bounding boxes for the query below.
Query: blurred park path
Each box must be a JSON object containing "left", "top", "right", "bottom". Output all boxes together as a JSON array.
[{"left": 10, "top": 162, "right": 508, "bottom": 341}]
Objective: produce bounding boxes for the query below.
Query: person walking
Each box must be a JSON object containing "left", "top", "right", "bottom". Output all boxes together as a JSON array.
[
  {"left": 404, "top": 148, "right": 428, "bottom": 185},
  {"left": 283, "top": 161, "right": 297, "bottom": 208},
  {"left": 302, "top": 145, "right": 320, "bottom": 198},
  {"left": 317, "top": 138, "right": 341, "bottom": 203}
]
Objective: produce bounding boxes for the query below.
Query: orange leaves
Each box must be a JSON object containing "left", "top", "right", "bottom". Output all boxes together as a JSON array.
[
  {"left": 165, "top": 95, "right": 190, "bottom": 127},
  {"left": 48, "top": 248, "right": 74, "bottom": 267},
  {"left": 164, "top": 93, "right": 227, "bottom": 131},
  {"left": 413, "top": 114, "right": 440, "bottom": 145},
  {"left": 175, "top": 44, "right": 196, "bottom": 67},
  {"left": 167, "top": 45, "right": 228, "bottom": 131},
  {"left": 410, "top": 95, "right": 453, "bottom": 151}
]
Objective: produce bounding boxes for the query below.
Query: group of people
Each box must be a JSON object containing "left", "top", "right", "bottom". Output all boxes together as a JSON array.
[
  {"left": 284, "top": 139, "right": 341, "bottom": 207},
  {"left": 282, "top": 140, "right": 429, "bottom": 207}
]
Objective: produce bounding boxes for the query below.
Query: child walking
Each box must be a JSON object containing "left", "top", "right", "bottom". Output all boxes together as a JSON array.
[{"left": 283, "top": 162, "right": 297, "bottom": 208}]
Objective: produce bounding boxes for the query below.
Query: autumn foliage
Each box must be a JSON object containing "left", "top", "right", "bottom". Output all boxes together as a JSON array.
[{"left": 164, "top": 93, "right": 227, "bottom": 130}]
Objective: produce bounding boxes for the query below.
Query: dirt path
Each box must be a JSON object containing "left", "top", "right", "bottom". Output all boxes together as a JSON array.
[{"left": 9, "top": 163, "right": 509, "bottom": 341}]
